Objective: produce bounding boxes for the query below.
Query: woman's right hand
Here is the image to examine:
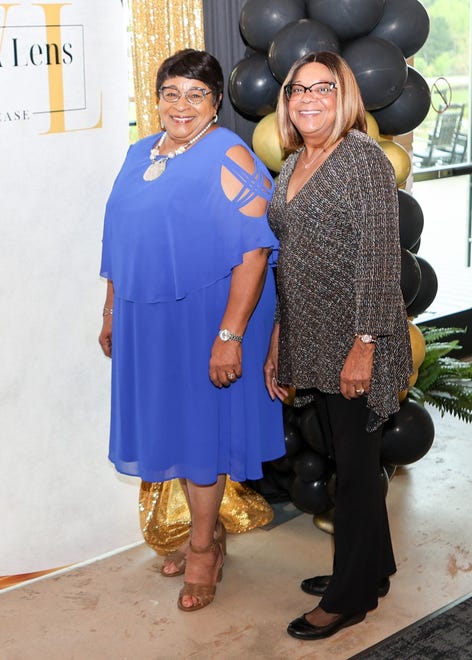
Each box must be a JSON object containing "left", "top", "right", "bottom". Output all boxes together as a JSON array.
[
  {"left": 99, "top": 316, "right": 112, "bottom": 357},
  {"left": 264, "top": 323, "right": 289, "bottom": 401}
]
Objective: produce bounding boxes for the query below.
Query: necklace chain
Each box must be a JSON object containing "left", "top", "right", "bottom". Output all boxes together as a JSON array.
[
  {"left": 291, "top": 146, "right": 327, "bottom": 194},
  {"left": 301, "top": 146, "right": 325, "bottom": 169},
  {"left": 143, "top": 116, "right": 216, "bottom": 182},
  {"left": 149, "top": 116, "right": 216, "bottom": 164}
]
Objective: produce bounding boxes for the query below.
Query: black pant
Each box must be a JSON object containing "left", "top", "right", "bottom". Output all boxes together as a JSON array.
[{"left": 312, "top": 390, "right": 396, "bottom": 613}]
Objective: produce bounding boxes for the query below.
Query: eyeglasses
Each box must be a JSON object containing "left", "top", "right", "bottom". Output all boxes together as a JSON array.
[
  {"left": 158, "top": 86, "right": 212, "bottom": 105},
  {"left": 284, "top": 81, "right": 337, "bottom": 100}
]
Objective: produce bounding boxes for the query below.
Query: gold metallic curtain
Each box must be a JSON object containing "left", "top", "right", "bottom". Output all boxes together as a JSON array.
[
  {"left": 140, "top": 479, "right": 275, "bottom": 555},
  {"left": 130, "top": 0, "right": 205, "bottom": 138}
]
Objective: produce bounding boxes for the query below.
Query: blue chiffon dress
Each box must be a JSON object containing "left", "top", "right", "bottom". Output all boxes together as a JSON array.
[{"left": 100, "top": 127, "right": 285, "bottom": 485}]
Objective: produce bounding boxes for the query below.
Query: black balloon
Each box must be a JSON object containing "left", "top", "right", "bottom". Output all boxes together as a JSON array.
[
  {"left": 290, "top": 476, "right": 333, "bottom": 514},
  {"left": 371, "top": 67, "right": 431, "bottom": 135},
  {"left": 380, "top": 466, "right": 390, "bottom": 497},
  {"left": 305, "top": 0, "right": 385, "bottom": 41},
  {"left": 400, "top": 248, "right": 421, "bottom": 308},
  {"left": 293, "top": 449, "right": 330, "bottom": 482},
  {"left": 298, "top": 402, "right": 328, "bottom": 455},
  {"left": 244, "top": 45, "right": 260, "bottom": 58},
  {"left": 381, "top": 399, "right": 435, "bottom": 465},
  {"left": 283, "top": 403, "right": 301, "bottom": 429},
  {"left": 229, "top": 53, "right": 281, "bottom": 117},
  {"left": 398, "top": 189, "right": 424, "bottom": 250},
  {"left": 268, "top": 18, "right": 340, "bottom": 83},
  {"left": 406, "top": 256, "right": 438, "bottom": 317},
  {"left": 284, "top": 423, "right": 304, "bottom": 457},
  {"left": 369, "top": 0, "right": 430, "bottom": 58},
  {"left": 410, "top": 237, "right": 421, "bottom": 254},
  {"left": 239, "top": 0, "right": 306, "bottom": 52},
  {"left": 342, "top": 37, "right": 407, "bottom": 111},
  {"left": 270, "top": 454, "right": 294, "bottom": 474},
  {"left": 273, "top": 472, "right": 295, "bottom": 495}
]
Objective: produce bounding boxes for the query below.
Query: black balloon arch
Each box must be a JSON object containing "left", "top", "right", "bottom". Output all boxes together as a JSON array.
[{"left": 231, "top": 0, "right": 437, "bottom": 529}]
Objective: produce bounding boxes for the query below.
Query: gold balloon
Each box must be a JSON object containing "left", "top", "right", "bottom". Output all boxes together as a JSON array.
[
  {"left": 408, "top": 321, "right": 426, "bottom": 371},
  {"left": 252, "top": 112, "right": 285, "bottom": 173},
  {"left": 283, "top": 385, "right": 296, "bottom": 406},
  {"left": 378, "top": 139, "right": 411, "bottom": 186},
  {"left": 399, "top": 369, "right": 419, "bottom": 402},
  {"left": 398, "top": 322, "right": 424, "bottom": 401},
  {"left": 366, "top": 112, "right": 380, "bottom": 141},
  {"left": 313, "top": 509, "right": 334, "bottom": 535},
  {"left": 409, "top": 370, "right": 419, "bottom": 388}
]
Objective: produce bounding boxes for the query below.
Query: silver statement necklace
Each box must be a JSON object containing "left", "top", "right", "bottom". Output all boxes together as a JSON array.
[{"left": 143, "top": 116, "right": 216, "bottom": 182}]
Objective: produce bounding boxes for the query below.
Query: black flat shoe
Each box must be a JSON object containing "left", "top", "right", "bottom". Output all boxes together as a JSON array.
[
  {"left": 287, "top": 611, "right": 366, "bottom": 640},
  {"left": 300, "top": 574, "right": 390, "bottom": 598}
]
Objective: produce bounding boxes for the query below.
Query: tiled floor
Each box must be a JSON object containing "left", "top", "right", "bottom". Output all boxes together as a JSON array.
[{"left": 2, "top": 405, "right": 472, "bottom": 660}]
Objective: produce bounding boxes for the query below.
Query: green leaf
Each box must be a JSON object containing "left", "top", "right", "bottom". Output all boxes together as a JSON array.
[
  {"left": 410, "top": 325, "right": 472, "bottom": 424},
  {"left": 417, "top": 325, "right": 467, "bottom": 344}
]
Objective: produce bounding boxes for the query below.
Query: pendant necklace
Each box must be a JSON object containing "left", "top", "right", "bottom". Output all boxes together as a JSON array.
[
  {"left": 301, "top": 146, "right": 325, "bottom": 169},
  {"left": 143, "top": 116, "right": 216, "bottom": 182},
  {"left": 292, "top": 146, "right": 327, "bottom": 193}
]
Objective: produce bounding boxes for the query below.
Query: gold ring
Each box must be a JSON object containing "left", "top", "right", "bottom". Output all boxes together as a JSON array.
[
  {"left": 227, "top": 372, "right": 235, "bottom": 380},
  {"left": 355, "top": 388, "right": 364, "bottom": 394}
]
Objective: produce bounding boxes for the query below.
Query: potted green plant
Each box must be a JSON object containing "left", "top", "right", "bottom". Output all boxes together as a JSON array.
[{"left": 408, "top": 326, "right": 472, "bottom": 423}]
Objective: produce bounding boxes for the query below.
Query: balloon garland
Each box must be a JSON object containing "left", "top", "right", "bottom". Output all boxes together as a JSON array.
[{"left": 232, "top": 0, "right": 438, "bottom": 527}]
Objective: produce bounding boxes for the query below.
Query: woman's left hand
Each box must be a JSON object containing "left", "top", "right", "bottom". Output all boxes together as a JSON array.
[
  {"left": 340, "top": 338, "right": 375, "bottom": 399},
  {"left": 264, "top": 323, "right": 290, "bottom": 401},
  {"left": 209, "top": 338, "right": 242, "bottom": 388}
]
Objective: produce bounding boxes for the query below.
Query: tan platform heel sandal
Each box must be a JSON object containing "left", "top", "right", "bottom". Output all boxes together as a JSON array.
[
  {"left": 177, "top": 540, "right": 224, "bottom": 612},
  {"left": 161, "top": 519, "right": 226, "bottom": 577},
  {"left": 160, "top": 543, "right": 189, "bottom": 578}
]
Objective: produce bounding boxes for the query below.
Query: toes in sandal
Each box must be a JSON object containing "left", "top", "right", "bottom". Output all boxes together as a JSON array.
[
  {"left": 160, "top": 546, "right": 188, "bottom": 577},
  {"left": 177, "top": 540, "right": 224, "bottom": 612}
]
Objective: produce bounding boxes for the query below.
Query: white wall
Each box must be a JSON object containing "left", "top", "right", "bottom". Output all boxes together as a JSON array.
[{"left": 0, "top": 0, "right": 142, "bottom": 574}]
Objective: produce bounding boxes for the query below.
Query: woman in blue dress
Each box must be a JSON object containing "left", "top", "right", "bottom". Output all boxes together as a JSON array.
[{"left": 98, "top": 49, "right": 285, "bottom": 612}]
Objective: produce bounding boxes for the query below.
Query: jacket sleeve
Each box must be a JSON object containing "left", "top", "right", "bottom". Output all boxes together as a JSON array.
[{"left": 350, "top": 142, "right": 403, "bottom": 336}]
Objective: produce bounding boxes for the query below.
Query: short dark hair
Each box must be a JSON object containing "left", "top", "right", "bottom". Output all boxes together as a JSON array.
[{"left": 155, "top": 49, "right": 224, "bottom": 104}]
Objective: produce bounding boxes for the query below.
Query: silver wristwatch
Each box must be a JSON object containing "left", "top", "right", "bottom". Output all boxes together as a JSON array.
[
  {"left": 218, "top": 328, "right": 243, "bottom": 343},
  {"left": 356, "top": 333, "right": 377, "bottom": 344}
]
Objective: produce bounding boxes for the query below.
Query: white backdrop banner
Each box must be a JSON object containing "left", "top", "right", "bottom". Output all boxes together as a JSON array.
[{"left": 0, "top": 1, "right": 143, "bottom": 574}]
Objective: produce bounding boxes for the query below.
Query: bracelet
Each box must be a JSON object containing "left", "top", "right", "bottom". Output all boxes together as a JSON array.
[{"left": 103, "top": 307, "right": 113, "bottom": 317}]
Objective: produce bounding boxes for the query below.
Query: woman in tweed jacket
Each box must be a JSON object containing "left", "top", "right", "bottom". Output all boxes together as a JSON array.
[{"left": 264, "top": 51, "right": 412, "bottom": 641}]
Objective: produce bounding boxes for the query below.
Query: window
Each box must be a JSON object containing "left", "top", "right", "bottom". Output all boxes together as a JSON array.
[
  {"left": 411, "top": 0, "right": 472, "bottom": 322},
  {"left": 413, "top": 0, "right": 470, "bottom": 172}
]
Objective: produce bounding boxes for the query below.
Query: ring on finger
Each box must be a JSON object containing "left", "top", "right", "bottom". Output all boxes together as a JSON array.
[
  {"left": 355, "top": 388, "right": 364, "bottom": 394},
  {"left": 227, "top": 371, "right": 236, "bottom": 380}
]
